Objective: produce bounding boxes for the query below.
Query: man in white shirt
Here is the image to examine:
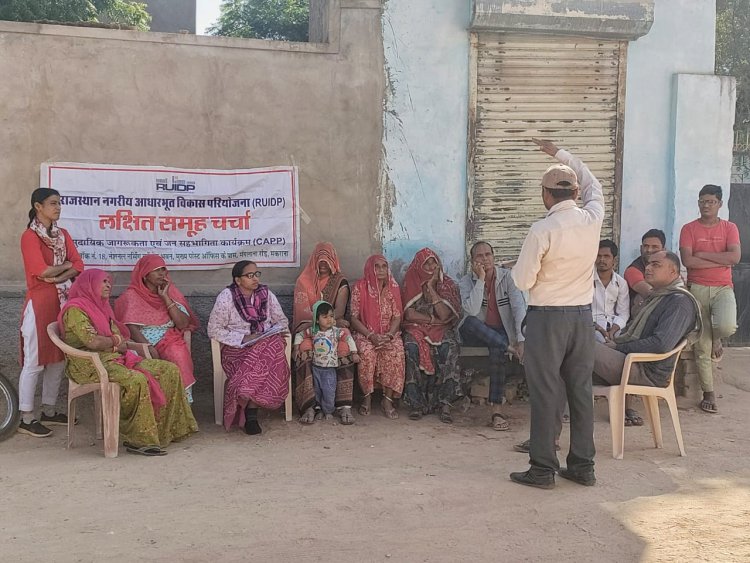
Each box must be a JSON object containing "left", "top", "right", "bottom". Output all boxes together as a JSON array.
[
  {"left": 593, "top": 239, "right": 629, "bottom": 343},
  {"left": 509, "top": 138, "right": 604, "bottom": 490}
]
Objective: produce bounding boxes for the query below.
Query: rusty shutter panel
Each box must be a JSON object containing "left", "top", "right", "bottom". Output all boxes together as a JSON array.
[{"left": 467, "top": 33, "right": 625, "bottom": 262}]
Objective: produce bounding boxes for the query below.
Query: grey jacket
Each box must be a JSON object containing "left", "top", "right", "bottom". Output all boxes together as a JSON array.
[{"left": 458, "top": 265, "right": 526, "bottom": 345}]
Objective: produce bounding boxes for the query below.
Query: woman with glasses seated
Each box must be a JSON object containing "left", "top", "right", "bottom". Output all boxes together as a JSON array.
[{"left": 207, "top": 260, "right": 291, "bottom": 435}]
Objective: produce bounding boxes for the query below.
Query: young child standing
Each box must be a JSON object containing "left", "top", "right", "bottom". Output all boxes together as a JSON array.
[{"left": 294, "top": 301, "right": 359, "bottom": 420}]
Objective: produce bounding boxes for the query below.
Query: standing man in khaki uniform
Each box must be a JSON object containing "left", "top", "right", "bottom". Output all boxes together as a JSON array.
[{"left": 509, "top": 138, "right": 604, "bottom": 489}]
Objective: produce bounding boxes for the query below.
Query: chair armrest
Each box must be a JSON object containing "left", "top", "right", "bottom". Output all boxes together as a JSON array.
[
  {"left": 621, "top": 340, "right": 687, "bottom": 386},
  {"left": 129, "top": 342, "right": 153, "bottom": 359}
]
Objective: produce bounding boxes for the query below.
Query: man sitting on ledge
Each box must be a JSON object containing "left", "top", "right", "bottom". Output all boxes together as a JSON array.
[
  {"left": 593, "top": 251, "right": 701, "bottom": 392},
  {"left": 458, "top": 241, "right": 526, "bottom": 431}
]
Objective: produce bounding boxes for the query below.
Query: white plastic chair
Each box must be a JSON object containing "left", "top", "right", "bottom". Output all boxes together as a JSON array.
[
  {"left": 593, "top": 339, "right": 688, "bottom": 460},
  {"left": 47, "top": 322, "right": 151, "bottom": 458},
  {"left": 212, "top": 333, "right": 293, "bottom": 426}
]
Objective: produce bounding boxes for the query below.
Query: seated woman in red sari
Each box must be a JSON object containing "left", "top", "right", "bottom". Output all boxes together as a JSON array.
[
  {"left": 207, "top": 260, "right": 290, "bottom": 435},
  {"left": 114, "top": 255, "right": 199, "bottom": 403},
  {"left": 293, "top": 242, "right": 356, "bottom": 425},
  {"left": 350, "top": 255, "right": 405, "bottom": 419},
  {"left": 402, "top": 248, "right": 462, "bottom": 423}
]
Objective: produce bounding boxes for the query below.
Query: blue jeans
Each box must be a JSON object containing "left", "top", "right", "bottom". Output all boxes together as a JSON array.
[
  {"left": 312, "top": 365, "right": 337, "bottom": 414},
  {"left": 459, "top": 316, "right": 509, "bottom": 404}
]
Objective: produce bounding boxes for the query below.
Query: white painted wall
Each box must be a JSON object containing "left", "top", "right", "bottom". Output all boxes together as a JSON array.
[
  {"left": 380, "top": 0, "right": 470, "bottom": 280},
  {"left": 620, "top": 0, "right": 721, "bottom": 264},
  {"left": 671, "top": 74, "right": 736, "bottom": 245}
]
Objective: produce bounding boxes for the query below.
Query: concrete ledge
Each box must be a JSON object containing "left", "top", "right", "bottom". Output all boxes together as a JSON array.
[
  {"left": 0, "top": 0, "right": 347, "bottom": 54},
  {"left": 471, "top": 0, "right": 654, "bottom": 39}
]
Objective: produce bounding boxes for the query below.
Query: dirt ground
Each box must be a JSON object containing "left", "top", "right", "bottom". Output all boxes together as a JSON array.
[{"left": 2, "top": 349, "right": 750, "bottom": 563}]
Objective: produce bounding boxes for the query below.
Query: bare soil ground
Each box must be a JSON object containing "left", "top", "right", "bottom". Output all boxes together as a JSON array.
[{"left": 2, "top": 349, "right": 750, "bottom": 563}]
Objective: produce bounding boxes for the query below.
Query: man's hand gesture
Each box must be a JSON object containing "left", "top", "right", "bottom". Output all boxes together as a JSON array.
[{"left": 532, "top": 138, "right": 559, "bottom": 157}]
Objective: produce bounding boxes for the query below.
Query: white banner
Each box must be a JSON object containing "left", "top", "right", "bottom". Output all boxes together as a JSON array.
[{"left": 40, "top": 163, "right": 300, "bottom": 270}]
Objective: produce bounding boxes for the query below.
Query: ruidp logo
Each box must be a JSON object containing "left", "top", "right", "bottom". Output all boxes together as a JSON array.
[{"left": 156, "top": 176, "right": 196, "bottom": 192}]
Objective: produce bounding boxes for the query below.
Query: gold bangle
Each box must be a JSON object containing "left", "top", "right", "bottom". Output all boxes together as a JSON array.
[{"left": 167, "top": 302, "right": 178, "bottom": 311}]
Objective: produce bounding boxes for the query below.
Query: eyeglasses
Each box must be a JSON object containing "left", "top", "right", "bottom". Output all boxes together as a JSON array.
[
  {"left": 698, "top": 199, "right": 719, "bottom": 206},
  {"left": 240, "top": 271, "right": 262, "bottom": 279}
]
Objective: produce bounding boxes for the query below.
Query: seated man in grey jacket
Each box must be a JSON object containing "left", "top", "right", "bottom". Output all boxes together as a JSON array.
[
  {"left": 594, "top": 251, "right": 701, "bottom": 390},
  {"left": 459, "top": 241, "right": 526, "bottom": 430}
]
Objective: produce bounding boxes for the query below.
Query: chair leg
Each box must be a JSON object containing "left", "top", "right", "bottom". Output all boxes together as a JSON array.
[
  {"left": 94, "top": 390, "right": 103, "bottom": 440},
  {"left": 101, "top": 384, "right": 120, "bottom": 458},
  {"left": 665, "top": 393, "right": 686, "bottom": 457},
  {"left": 608, "top": 394, "right": 626, "bottom": 460},
  {"left": 214, "top": 375, "right": 225, "bottom": 427},
  {"left": 67, "top": 396, "right": 76, "bottom": 450},
  {"left": 643, "top": 395, "right": 663, "bottom": 449},
  {"left": 285, "top": 371, "right": 293, "bottom": 422}
]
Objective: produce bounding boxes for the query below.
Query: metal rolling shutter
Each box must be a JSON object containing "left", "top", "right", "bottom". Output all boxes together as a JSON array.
[{"left": 467, "top": 33, "right": 625, "bottom": 261}]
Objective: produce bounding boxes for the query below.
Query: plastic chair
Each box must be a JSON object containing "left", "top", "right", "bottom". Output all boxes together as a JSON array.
[
  {"left": 47, "top": 322, "right": 150, "bottom": 458},
  {"left": 593, "top": 339, "right": 688, "bottom": 460},
  {"left": 212, "top": 333, "right": 293, "bottom": 426}
]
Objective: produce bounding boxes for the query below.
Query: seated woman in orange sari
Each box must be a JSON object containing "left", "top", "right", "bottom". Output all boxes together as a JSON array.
[
  {"left": 293, "top": 242, "right": 355, "bottom": 424},
  {"left": 402, "top": 248, "right": 462, "bottom": 423},
  {"left": 114, "top": 254, "right": 199, "bottom": 403},
  {"left": 350, "top": 255, "right": 405, "bottom": 419}
]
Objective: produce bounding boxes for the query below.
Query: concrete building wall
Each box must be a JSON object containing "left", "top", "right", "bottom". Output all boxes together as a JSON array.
[
  {"left": 380, "top": 0, "right": 471, "bottom": 279},
  {"left": 146, "top": 0, "right": 196, "bottom": 34},
  {"left": 619, "top": 0, "right": 723, "bottom": 263},
  {"left": 0, "top": 1, "right": 383, "bottom": 296}
]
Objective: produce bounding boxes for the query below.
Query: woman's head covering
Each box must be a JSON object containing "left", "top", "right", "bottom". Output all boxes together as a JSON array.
[
  {"left": 58, "top": 269, "right": 129, "bottom": 338},
  {"left": 354, "top": 255, "right": 402, "bottom": 334},
  {"left": 293, "top": 242, "right": 345, "bottom": 330},
  {"left": 114, "top": 254, "right": 199, "bottom": 331}
]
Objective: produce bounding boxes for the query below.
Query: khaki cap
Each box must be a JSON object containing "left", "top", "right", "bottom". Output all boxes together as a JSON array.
[{"left": 542, "top": 164, "right": 578, "bottom": 190}]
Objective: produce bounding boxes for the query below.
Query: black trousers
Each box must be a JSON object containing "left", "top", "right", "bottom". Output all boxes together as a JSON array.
[{"left": 524, "top": 306, "right": 596, "bottom": 476}]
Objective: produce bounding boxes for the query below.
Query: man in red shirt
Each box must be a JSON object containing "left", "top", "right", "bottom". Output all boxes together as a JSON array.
[
  {"left": 623, "top": 229, "right": 665, "bottom": 314},
  {"left": 679, "top": 185, "right": 741, "bottom": 413}
]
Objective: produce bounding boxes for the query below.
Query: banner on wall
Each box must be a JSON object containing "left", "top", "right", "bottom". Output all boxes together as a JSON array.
[{"left": 40, "top": 163, "right": 300, "bottom": 270}]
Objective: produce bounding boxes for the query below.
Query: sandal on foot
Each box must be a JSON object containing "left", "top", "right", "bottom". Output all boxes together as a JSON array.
[
  {"left": 382, "top": 396, "right": 399, "bottom": 420},
  {"left": 624, "top": 409, "right": 644, "bottom": 427},
  {"left": 700, "top": 399, "right": 718, "bottom": 414},
  {"left": 491, "top": 413, "right": 509, "bottom": 431},
  {"left": 408, "top": 409, "right": 422, "bottom": 421},
  {"left": 338, "top": 406, "right": 355, "bottom": 425},
  {"left": 124, "top": 443, "right": 167, "bottom": 457},
  {"left": 299, "top": 407, "right": 316, "bottom": 424}
]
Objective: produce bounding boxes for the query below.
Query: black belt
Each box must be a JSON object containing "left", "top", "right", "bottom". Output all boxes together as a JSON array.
[{"left": 527, "top": 305, "right": 591, "bottom": 312}]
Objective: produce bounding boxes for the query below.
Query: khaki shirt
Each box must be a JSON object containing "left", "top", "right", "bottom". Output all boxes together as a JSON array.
[{"left": 512, "top": 150, "right": 604, "bottom": 306}]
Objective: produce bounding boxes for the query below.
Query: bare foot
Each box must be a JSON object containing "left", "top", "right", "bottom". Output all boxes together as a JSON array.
[
  {"left": 711, "top": 339, "right": 724, "bottom": 363},
  {"left": 359, "top": 394, "right": 372, "bottom": 416}
]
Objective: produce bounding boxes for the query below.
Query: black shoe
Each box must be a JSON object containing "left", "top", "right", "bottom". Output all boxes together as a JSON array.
[
  {"left": 558, "top": 468, "right": 596, "bottom": 487},
  {"left": 509, "top": 470, "right": 555, "bottom": 489},
  {"left": 244, "top": 408, "right": 262, "bottom": 435},
  {"left": 512, "top": 439, "right": 561, "bottom": 454},
  {"left": 17, "top": 419, "right": 53, "bottom": 438},
  {"left": 41, "top": 412, "right": 70, "bottom": 426}
]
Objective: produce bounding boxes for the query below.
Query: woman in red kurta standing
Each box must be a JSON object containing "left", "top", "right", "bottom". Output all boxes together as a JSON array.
[{"left": 18, "top": 188, "right": 84, "bottom": 437}]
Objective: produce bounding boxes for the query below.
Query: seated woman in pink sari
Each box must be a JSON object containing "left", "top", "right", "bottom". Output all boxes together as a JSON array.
[
  {"left": 207, "top": 260, "right": 290, "bottom": 435},
  {"left": 115, "top": 255, "right": 200, "bottom": 403},
  {"left": 350, "top": 255, "right": 405, "bottom": 420},
  {"left": 293, "top": 242, "right": 356, "bottom": 425},
  {"left": 402, "top": 248, "right": 462, "bottom": 423}
]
